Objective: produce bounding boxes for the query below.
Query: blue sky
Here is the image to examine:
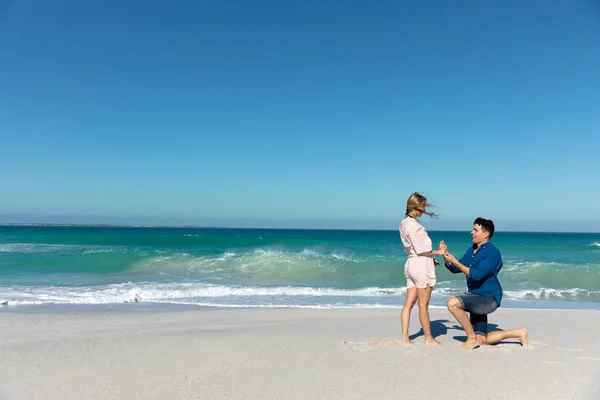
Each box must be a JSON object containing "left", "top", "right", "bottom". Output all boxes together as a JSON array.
[{"left": 1, "top": 0, "right": 599, "bottom": 232}]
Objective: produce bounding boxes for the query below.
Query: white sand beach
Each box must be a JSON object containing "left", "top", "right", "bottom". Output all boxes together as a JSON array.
[{"left": 1, "top": 307, "right": 599, "bottom": 400}]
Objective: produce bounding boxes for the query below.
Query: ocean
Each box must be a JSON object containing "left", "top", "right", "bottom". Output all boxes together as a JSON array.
[{"left": 1, "top": 226, "right": 599, "bottom": 310}]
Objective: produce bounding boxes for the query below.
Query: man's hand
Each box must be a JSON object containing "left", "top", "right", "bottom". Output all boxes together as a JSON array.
[{"left": 443, "top": 252, "right": 458, "bottom": 265}]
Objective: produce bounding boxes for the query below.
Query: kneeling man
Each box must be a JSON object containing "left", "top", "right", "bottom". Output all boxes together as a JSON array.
[{"left": 443, "top": 218, "right": 528, "bottom": 349}]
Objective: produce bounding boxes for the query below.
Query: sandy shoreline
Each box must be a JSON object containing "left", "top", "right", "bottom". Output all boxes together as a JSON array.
[{"left": 1, "top": 307, "right": 599, "bottom": 400}]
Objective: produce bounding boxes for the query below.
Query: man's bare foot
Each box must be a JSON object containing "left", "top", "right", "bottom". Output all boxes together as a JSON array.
[
  {"left": 402, "top": 336, "right": 413, "bottom": 345},
  {"left": 476, "top": 335, "right": 487, "bottom": 346},
  {"left": 461, "top": 337, "right": 480, "bottom": 349},
  {"left": 425, "top": 338, "right": 442, "bottom": 347},
  {"left": 517, "top": 328, "right": 528, "bottom": 346}
]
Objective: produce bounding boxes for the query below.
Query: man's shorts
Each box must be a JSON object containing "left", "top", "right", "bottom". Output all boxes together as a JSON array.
[{"left": 455, "top": 294, "right": 499, "bottom": 336}]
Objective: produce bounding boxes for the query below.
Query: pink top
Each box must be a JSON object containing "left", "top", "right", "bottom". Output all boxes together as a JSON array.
[{"left": 399, "top": 217, "right": 433, "bottom": 256}]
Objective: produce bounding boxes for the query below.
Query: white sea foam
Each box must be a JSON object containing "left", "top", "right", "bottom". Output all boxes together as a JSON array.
[
  {"left": 0, "top": 283, "right": 409, "bottom": 306},
  {"left": 0, "top": 243, "right": 73, "bottom": 253},
  {"left": 132, "top": 247, "right": 375, "bottom": 273},
  {"left": 300, "top": 249, "right": 319, "bottom": 256},
  {"left": 503, "top": 288, "right": 598, "bottom": 300},
  {"left": 330, "top": 253, "right": 358, "bottom": 262},
  {"left": 3, "top": 281, "right": 596, "bottom": 307},
  {"left": 82, "top": 248, "right": 119, "bottom": 255},
  {"left": 502, "top": 260, "right": 560, "bottom": 271},
  {"left": 0, "top": 242, "right": 136, "bottom": 255},
  {"left": 132, "top": 249, "right": 334, "bottom": 276}
]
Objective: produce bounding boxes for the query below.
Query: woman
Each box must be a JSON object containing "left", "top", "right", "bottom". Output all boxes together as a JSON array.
[{"left": 399, "top": 192, "right": 445, "bottom": 346}]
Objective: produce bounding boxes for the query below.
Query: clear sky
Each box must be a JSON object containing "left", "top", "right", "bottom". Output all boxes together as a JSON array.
[{"left": 1, "top": 0, "right": 599, "bottom": 232}]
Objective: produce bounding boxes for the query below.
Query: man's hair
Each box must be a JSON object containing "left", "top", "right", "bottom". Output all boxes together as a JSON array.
[{"left": 474, "top": 217, "right": 495, "bottom": 239}]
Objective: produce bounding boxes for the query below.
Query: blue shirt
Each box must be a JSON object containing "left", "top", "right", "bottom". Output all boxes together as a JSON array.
[{"left": 446, "top": 242, "right": 503, "bottom": 307}]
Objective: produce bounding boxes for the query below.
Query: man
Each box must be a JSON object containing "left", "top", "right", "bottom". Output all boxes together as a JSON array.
[{"left": 443, "top": 218, "right": 528, "bottom": 349}]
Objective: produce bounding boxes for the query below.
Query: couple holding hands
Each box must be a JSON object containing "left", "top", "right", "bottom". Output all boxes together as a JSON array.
[{"left": 399, "top": 192, "right": 528, "bottom": 349}]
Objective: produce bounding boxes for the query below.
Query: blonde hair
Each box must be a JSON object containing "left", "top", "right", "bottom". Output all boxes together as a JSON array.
[{"left": 405, "top": 192, "right": 438, "bottom": 218}]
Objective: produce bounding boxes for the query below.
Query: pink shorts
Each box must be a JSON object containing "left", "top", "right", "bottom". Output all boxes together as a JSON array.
[{"left": 404, "top": 257, "right": 436, "bottom": 289}]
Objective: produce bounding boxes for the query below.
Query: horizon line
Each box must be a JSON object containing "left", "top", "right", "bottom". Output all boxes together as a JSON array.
[{"left": 0, "top": 222, "right": 598, "bottom": 234}]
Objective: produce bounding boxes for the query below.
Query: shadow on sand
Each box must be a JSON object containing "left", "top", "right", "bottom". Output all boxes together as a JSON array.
[
  {"left": 409, "top": 319, "right": 450, "bottom": 341},
  {"left": 451, "top": 323, "right": 522, "bottom": 346}
]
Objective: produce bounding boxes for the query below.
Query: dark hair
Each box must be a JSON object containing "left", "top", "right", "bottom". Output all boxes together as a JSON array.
[{"left": 474, "top": 217, "right": 495, "bottom": 239}]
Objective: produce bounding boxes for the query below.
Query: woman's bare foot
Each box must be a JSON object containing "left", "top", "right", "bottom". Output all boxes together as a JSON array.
[
  {"left": 402, "top": 336, "right": 413, "bottom": 345},
  {"left": 425, "top": 338, "right": 442, "bottom": 346},
  {"left": 517, "top": 328, "right": 528, "bottom": 346},
  {"left": 461, "top": 337, "right": 480, "bottom": 349}
]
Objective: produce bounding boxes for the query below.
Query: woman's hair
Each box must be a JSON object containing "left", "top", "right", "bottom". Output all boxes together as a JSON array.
[{"left": 405, "top": 192, "right": 438, "bottom": 218}]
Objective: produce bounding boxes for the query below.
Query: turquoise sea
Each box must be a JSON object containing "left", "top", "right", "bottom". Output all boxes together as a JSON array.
[{"left": 1, "top": 226, "right": 599, "bottom": 310}]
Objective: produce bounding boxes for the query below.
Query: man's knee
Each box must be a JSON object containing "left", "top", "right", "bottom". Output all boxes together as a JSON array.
[{"left": 446, "top": 297, "right": 462, "bottom": 310}]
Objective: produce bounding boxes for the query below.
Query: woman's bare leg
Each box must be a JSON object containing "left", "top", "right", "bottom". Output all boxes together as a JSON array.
[
  {"left": 401, "top": 287, "right": 418, "bottom": 344},
  {"left": 417, "top": 286, "right": 441, "bottom": 346}
]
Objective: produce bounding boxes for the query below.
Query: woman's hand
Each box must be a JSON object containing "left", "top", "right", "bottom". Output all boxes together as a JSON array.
[{"left": 438, "top": 240, "right": 448, "bottom": 255}]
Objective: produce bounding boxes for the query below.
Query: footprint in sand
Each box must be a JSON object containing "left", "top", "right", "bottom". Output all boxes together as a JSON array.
[
  {"left": 543, "top": 361, "right": 566, "bottom": 365},
  {"left": 578, "top": 356, "right": 600, "bottom": 361},
  {"left": 343, "top": 339, "right": 409, "bottom": 352},
  {"left": 485, "top": 345, "right": 513, "bottom": 353},
  {"left": 343, "top": 341, "right": 374, "bottom": 352},
  {"left": 558, "top": 347, "right": 584, "bottom": 352},
  {"left": 372, "top": 338, "right": 405, "bottom": 349},
  {"left": 524, "top": 340, "right": 547, "bottom": 349}
]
